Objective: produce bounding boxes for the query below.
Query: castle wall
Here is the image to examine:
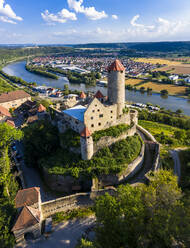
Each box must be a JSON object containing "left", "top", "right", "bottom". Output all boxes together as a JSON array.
[
  {"left": 62, "top": 112, "right": 84, "bottom": 133},
  {"left": 95, "top": 141, "right": 145, "bottom": 188},
  {"left": 41, "top": 188, "right": 116, "bottom": 218},
  {"left": 42, "top": 167, "right": 92, "bottom": 194},
  {"left": 93, "top": 124, "right": 136, "bottom": 154},
  {"left": 84, "top": 98, "right": 117, "bottom": 133}
]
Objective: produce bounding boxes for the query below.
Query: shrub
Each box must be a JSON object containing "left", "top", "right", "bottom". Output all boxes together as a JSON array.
[{"left": 92, "top": 124, "right": 132, "bottom": 142}]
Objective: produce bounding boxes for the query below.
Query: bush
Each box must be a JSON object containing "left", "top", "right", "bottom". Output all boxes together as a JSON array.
[{"left": 92, "top": 124, "right": 132, "bottom": 142}]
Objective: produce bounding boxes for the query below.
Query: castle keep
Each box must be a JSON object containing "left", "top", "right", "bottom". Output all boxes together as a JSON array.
[{"left": 57, "top": 59, "right": 138, "bottom": 160}]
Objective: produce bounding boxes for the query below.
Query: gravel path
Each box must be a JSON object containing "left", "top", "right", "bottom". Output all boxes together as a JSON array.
[{"left": 25, "top": 217, "right": 95, "bottom": 248}]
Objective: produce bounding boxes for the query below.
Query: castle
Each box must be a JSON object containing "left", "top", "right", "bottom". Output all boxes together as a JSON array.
[{"left": 57, "top": 59, "right": 138, "bottom": 160}]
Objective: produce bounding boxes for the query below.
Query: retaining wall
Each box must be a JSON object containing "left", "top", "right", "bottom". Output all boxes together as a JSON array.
[
  {"left": 93, "top": 124, "right": 136, "bottom": 154},
  {"left": 96, "top": 141, "right": 145, "bottom": 188}
]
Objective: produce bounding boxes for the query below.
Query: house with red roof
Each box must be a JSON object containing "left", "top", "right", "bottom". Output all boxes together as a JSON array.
[
  {"left": 0, "top": 90, "right": 31, "bottom": 109},
  {"left": 12, "top": 187, "right": 42, "bottom": 243}
]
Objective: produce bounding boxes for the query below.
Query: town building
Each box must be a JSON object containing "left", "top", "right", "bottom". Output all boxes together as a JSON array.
[{"left": 0, "top": 90, "right": 31, "bottom": 109}]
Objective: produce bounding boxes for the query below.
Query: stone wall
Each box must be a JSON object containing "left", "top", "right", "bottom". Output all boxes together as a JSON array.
[
  {"left": 42, "top": 167, "right": 92, "bottom": 194},
  {"left": 96, "top": 141, "right": 145, "bottom": 188},
  {"left": 93, "top": 124, "right": 136, "bottom": 154},
  {"left": 41, "top": 188, "right": 116, "bottom": 218},
  {"left": 137, "top": 125, "right": 157, "bottom": 142},
  {"left": 137, "top": 125, "right": 160, "bottom": 171}
]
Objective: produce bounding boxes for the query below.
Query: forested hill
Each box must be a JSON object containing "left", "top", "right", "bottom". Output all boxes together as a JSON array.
[{"left": 74, "top": 41, "right": 190, "bottom": 53}]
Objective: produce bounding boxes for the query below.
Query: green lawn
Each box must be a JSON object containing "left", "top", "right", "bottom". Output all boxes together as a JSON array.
[{"left": 138, "top": 120, "right": 180, "bottom": 137}]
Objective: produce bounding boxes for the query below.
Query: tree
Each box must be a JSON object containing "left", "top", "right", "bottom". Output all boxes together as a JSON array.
[
  {"left": 94, "top": 170, "right": 190, "bottom": 248},
  {"left": 160, "top": 89, "right": 168, "bottom": 95},
  {"left": 176, "top": 109, "right": 183, "bottom": 115},
  {"left": 174, "top": 130, "right": 186, "bottom": 140},
  {"left": 0, "top": 123, "right": 22, "bottom": 197}
]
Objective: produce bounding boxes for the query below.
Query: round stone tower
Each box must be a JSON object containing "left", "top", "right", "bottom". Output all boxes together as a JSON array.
[
  {"left": 107, "top": 59, "right": 125, "bottom": 118},
  {"left": 80, "top": 127, "right": 94, "bottom": 160}
]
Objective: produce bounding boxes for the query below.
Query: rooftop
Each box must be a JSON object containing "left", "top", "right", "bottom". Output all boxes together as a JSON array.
[
  {"left": 80, "top": 127, "right": 91, "bottom": 137},
  {"left": 0, "top": 90, "right": 30, "bottom": 103},
  {"left": 107, "top": 59, "right": 125, "bottom": 72},
  {"left": 12, "top": 206, "right": 40, "bottom": 231},
  {"left": 15, "top": 187, "right": 40, "bottom": 209},
  {"left": 0, "top": 105, "right": 11, "bottom": 117},
  {"left": 63, "top": 105, "right": 86, "bottom": 122}
]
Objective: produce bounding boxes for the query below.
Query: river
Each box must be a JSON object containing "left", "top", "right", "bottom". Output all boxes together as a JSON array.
[{"left": 3, "top": 61, "right": 190, "bottom": 116}]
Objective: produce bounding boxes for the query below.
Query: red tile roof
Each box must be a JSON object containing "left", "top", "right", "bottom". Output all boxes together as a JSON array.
[
  {"left": 94, "top": 90, "right": 104, "bottom": 99},
  {"left": 38, "top": 104, "right": 46, "bottom": 113},
  {"left": 15, "top": 187, "right": 40, "bottom": 208},
  {"left": 6, "top": 119, "right": 15, "bottom": 128},
  {"left": 79, "top": 91, "right": 86, "bottom": 99},
  {"left": 0, "top": 90, "right": 30, "bottom": 104},
  {"left": 0, "top": 105, "right": 11, "bottom": 117},
  {"left": 12, "top": 206, "right": 40, "bottom": 231},
  {"left": 80, "top": 127, "right": 91, "bottom": 137},
  {"left": 107, "top": 59, "right": 125, "bottom": 72}
]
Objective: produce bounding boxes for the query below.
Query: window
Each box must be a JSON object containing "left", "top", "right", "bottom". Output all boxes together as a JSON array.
[
  {"left": 98, "top": 123, "right": 101, "bottom": 126},
  {"left": 111, "top": 110, "right": 113, "bottom": 113},
  {"left": 99, "top": 114, "right": 103, "bottom": 118},
  {"left": 91, "top": 124, "right": 94, "bottom": 127},
  {"left": 111, "top": 116, "right": 113, "bottom": 119},
  {"left": 92, "top": 110, "right": 95, "bottom": 113},
  {"left": 91, "top": 117, "right": 93, "bottom": 120},
  {"left": 95, "top": 104, "right": 97, "bottom": 107},
  {"left": 98, "top": 109, "right": 100, "bottom": 112}
]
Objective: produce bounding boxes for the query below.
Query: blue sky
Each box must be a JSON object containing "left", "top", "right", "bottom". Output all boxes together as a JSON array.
[{"left": 0, "top": 0, "right": 190, "bottom": 44}]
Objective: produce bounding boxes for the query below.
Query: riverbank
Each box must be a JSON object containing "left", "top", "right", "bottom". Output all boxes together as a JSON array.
[{"left": 2, "top": 60, "right": 190, "bottom": 116}]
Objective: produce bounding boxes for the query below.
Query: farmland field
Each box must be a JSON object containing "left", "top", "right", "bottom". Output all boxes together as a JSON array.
[
  {"left": 125, "top": 78, "right": 143, "bottom": 86},
  {"left": 136, "top": 81, "right": 187, "bottom": 95},
  {"left": 133, "top": 58, "right": 182, "bottom": 66},
  {"left": 154, "top": 65, "right": 190, "bottom": 74}
]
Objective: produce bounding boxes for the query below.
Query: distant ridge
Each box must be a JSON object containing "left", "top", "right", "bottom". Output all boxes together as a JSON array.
[{"left": 73, "top": 41, "right": 190, "bottom": 53}]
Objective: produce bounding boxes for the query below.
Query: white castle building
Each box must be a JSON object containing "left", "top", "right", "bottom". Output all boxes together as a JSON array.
[{"left": 57, "top": 59, "right": 138, "bottom": 160}]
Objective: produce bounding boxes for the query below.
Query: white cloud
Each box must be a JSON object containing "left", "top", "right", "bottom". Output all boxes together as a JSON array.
[
  {"left": 67, "top": 0, "right": 108, "bottom": 20},
  {"left": 112, "top": 15, "right": 118, "bottom": 20},
  {"left": 130, "top": 15, "right": 154, "bottom": 29},
  {"left": 0, "top": 0, "right": 22, "bottom": 24},
  {"left": 127, "top": 15, "right": 190, "bottom": 41},
  {"left": 41, "top": 9, "right": 77, "bottom": 24}
]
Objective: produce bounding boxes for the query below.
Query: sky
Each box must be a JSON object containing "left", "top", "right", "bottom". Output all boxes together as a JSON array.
[{"left": 0, "top": 0, "right": 190, "bottom": 44}]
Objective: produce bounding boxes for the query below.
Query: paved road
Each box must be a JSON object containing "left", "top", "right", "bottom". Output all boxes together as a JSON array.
[
  {"left": 25, "top": 217, "right": 95, "bottom": 248},
  {"left": 15, "top": 141, "right": 56, "bottom": 202},
  {"left": 170, "top": 150, "right": 181, "bottom": 181}
]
